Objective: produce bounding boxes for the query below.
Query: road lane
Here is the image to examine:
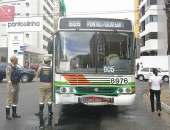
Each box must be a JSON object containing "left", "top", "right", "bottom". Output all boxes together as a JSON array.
[{"left": 0, "top": 80, "right": 170, "bottom": 130}]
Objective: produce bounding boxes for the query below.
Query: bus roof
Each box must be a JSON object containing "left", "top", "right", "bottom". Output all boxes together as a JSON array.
[{"left": 58, "top": 17, "right": 132, "bottom": 32}]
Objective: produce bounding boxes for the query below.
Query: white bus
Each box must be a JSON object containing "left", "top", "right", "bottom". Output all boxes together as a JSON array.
[{"left": 48, "top": 17, "right": 136, "bottom": 106}]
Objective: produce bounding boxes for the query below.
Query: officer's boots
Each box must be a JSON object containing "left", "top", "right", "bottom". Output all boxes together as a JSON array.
[
  {"left": 47, "top": 103, "right": 53, "bottom": 128},
  {"left": 12, "top": 105, "right": 21, "bottom": 118},
  {"left": 39, "top": 104, "right": 45, "bottom": 129},
  {"left": 39, "top": 104, "right": 44, "bottom": 115},
  {"left": 48, "top": 103, "right": 53, "bottom": 116},
  {"left": 35, "top": 104, "right": 44, "bottom": 116},
  {"left": 6, "top": 107, "right": 12, "bottom": 120}
]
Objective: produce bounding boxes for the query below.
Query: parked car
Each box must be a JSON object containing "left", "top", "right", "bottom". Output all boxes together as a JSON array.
[
  {"left": 135, "top": 67, "right": 169, "bottom": 82},
  {"left": 0, "top": 63, "right": 6, "bottom": 82},
  {"left": 0, "top": 63, "right": 35, "bottom": 82}
]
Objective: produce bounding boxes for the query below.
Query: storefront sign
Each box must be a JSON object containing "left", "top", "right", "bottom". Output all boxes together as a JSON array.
[{"left": 7, "top": 17, "right": 42, "bottom": 32}]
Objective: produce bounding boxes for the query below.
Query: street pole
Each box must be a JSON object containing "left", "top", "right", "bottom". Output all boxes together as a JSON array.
[{"left": 52, "top": 34, "right": 56, "bottom": 102}]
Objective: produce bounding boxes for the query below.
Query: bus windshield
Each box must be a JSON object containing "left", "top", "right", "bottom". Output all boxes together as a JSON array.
[{"left": 55, "top": 31, "right": 133, "bottom": 74}]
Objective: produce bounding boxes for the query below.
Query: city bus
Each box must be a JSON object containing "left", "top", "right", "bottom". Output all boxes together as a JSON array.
[{"left": 48, "top": 17, "right": 136, "bottom": 106}]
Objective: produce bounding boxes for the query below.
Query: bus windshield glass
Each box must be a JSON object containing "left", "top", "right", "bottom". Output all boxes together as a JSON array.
[{"left": 55, "top": 31, "right": 133, "bottom": 74}]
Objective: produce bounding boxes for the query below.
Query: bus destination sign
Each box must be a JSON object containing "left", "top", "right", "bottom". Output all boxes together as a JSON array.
[{"left": 59, "top": 18, "right": 132, "bottom": 31}]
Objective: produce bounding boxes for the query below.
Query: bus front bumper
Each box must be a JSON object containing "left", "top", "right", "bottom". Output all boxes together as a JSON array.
[{"left": 55, "top": 94, "right": 136, "bottom": 106}]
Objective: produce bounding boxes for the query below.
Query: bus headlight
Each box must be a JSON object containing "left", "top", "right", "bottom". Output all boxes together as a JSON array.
[
  {"left": 117, "top": 88, "right": 123, "bottom": 94},
  {"left": 125, "top": 88, "right": 131, "bottom": 93},
  {"left": 60, "top": 87, "right": 76, "bottom": 94},
  {"left": 60, "top": 87, "right": 67, "bottom": 93},
  {"left": 117, "top": 88, "right": 132, "bottom": 94},
  {"left": 69, "top": 87, "right": 76, "bottom": 93}
]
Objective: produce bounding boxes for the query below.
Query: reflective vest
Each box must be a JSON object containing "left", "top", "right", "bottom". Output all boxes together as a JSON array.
[{"left": 39, "top": 65, "right": 52, "bottom": 83}]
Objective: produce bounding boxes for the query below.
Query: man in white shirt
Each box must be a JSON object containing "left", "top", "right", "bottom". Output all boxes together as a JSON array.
[{"left": 148, "top": 68, "right": 163, "bottom": 116}]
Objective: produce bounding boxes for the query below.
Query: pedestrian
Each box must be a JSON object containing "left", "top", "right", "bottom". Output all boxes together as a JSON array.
[
  {"left": 34, "top": 56, "right": 53, "bottom": 127},
  {"left": 136, "top": 62, "right": 140, "bottom": 75},
  {"left": 140, "top": 62, "right": 143, "bottom": 69},
  {"left": 24, "top": 61, "right": 29, "bottom": 69},
  {"left": 148, "top": 68, "right": 163, "bottom": 116},
  {"left": 5, "top": 55, "right": 21, "bottom": 120}
]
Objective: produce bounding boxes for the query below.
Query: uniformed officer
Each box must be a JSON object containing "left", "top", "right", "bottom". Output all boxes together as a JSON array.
[
  {"left": 35, "top": 56, "right": 53, "bottom": 117},
  {"left": 5, "top": 55, "right": 21, "bottom": 120}
]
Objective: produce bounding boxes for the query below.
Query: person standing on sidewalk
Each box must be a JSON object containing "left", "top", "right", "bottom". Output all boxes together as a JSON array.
[
  {"left": 5, "top": 55, "right": 21, "bottom": 120},
  {"left": 148, "top": 68, "right": 163, "bottom": 116}
]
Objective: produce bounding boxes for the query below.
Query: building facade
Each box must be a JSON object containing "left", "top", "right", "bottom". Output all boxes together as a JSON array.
[
  {"left": 138, "top": 0, "right": 168, "bottom": 56},
  {"left": 0, "top": 0, "right": 59, "bottom": 65},
  {"left": 134, "top": 0, "right": 141, "bottom": 39},
  {"left": 165, "top": 0, "right": 170, "bottom": 54}
]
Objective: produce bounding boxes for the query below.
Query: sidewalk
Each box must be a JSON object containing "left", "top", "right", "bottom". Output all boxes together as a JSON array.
[
  {"left": 143, "top": 82, "right": 170, "bottom": 112},
  {"left": 161, "top": 83, "right": 170, "bottom": 113}
]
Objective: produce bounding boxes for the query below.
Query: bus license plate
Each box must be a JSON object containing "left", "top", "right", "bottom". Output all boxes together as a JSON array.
[
  {"left": 110, "top": 77, "right": 130, "bottom": 84},
  {"left": 81, "top": 96, "right": 113, "bottom": 103}
]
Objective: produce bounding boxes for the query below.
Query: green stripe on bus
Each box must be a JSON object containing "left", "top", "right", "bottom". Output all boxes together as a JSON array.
[{"left": 54, "top": 81, "right": 135, "bottom": 88}]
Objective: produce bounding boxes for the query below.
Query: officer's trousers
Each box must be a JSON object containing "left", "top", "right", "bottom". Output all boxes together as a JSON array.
[
  {"left": 39, "top": 82, "right": 52, "bottom": 103},
  {"left": 6, "top": 82, "right": 20, "bottom": 106}
]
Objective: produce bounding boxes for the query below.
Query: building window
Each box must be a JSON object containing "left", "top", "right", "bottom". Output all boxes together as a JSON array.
[
  {"left": 141, "top": 36, "right": 145, "bottom": 46},
  {"left": 50, "top": 0, "right": 54, "bottom": 3},
  {"left": 150, "top": 50, "right": 157, "bottom": 56},
  {"left": 43, "top": 35, "right": 50, "bottom": 42},
  {"left": 145, "top": 15, "right": 158, "bottom": 25},
  {"left": 167, "top": 0, "right": 170, "bottom": 4},
  {"left": 150, "top": 0, "right": 157, "bottom": 5},
  {"left": 146, "top": 0, "right": 157, "bottom": 8},
  {"left": 43, "top": 45, "right": 47, "bottom": 49},
  {"left": 43, "top": 6, "right": 53, "bottom": 19},
  {"left": 26, "top": 2, "right": 29, "bottom": 7},
  {"left": 0, "top": 56, "right": 6, "bottom": 62},
  {"left": 16, "top": 13, "right": 21, "bottom": 16},
  {"left": 140, "top": 51, "right": 157, "bottom": 56},
  {"left": 25, "top": 33, "right": 30, "bottom": 38},
  {"left": 43, "top": 25, "right": 54, "bottom": 35},
  {"left": 14, "top": 36, "right": 18, "bottom": 40},
  {"left": 26, "top": 13, "right": 29, "bottom": 17},
  {"left": 141, "top": 21, "right": 145, "bottom": 32},
  {"left": 150, "top": 15, "right": 158, "bottom": 22},
  {"left": 145, "top": 32, "right": 158, "bottom": 41},
  {"left": 141, "top": 6, "right": 145, "bottom": 17}
]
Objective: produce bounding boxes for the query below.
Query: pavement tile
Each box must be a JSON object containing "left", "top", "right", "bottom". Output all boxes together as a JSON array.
[{"left": 161, "top": 86, "right": 170, "bottom": 107}]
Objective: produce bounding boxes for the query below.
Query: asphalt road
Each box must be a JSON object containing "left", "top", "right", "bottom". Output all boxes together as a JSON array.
[{"left": 0, "top": 80, "right": 170, "bottom": 130}]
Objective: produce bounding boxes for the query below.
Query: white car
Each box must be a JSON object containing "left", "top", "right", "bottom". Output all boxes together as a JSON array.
[{"left": 136, "top": 67, "right": 169, "bottom": 82}]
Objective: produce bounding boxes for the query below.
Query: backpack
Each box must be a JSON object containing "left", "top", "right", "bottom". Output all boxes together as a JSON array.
[
  {"left": 11, "top": 64, "right": 21, "bottom": 82},
  {"left": 39, "top": 66, "right": 52, "bottom": 83}
]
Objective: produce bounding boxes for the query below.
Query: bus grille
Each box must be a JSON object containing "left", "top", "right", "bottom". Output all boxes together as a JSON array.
[{"left": 76, "top": 87, "right": 117, "bottom": 95}]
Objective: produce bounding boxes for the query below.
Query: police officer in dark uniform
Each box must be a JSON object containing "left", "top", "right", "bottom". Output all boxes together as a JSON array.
[{"left": 35, "top": 56, "right": 53, "bottom": 127}]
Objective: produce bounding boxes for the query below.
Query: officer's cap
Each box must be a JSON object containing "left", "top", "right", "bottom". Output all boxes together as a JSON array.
[
  {"left": 44, "top": 56, "right": 51, "bottom": 62},
  {"left": 10, "top": 55, "right": 18, "bottom": 62}
]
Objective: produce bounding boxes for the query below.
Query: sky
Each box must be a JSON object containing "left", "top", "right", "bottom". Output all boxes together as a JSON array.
[{"left": 64, "top": 0, "right": 135, "bottom": 23}]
